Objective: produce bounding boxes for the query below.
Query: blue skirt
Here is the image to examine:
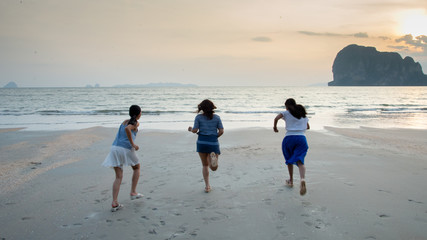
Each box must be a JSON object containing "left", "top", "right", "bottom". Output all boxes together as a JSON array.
[
  {"left": 282, "top": 135, "right": 308, "bottom": 165},
  {"left": 197, "top": 134, "right": 221, "bottom": 154}
]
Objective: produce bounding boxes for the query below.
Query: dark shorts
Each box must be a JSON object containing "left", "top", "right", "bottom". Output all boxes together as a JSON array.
[
  {"left": 197, "top": 134, "right": 221, "bottom": 154},
  {"left": 282, "top": 135, "right": 308, "bottom": 165}
]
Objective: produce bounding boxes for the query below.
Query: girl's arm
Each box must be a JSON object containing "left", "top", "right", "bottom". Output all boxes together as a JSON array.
[
  {"left": 188, "top": 127, "right": 198, "bottom": 133},
  {"left": 188, "top": 116, "right": 199, "bottom": 133},
  {"left": 125, "top": 123, "right": 139, "bottom": 150},
  {"left": 218, "top": 128, "right": 224, "bottom": 138},
  {"left": 307, "top": 122, "right": 310, "bottom": 130},
  {"left": 273, "top": 113, "right": 283, "bottom": 132}
]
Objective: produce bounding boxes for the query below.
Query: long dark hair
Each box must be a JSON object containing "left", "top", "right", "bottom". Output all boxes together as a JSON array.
[
  {"left": 197, "top": 99, "right": 216, "bottom": 120},
  {"left": 128, "top": 105, "right": 141, "bottom": 126},
  {"left": 285, "top": 98, "right": 307, "bottom": 119}
]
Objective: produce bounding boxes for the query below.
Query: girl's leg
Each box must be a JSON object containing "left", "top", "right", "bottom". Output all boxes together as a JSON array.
[
  {"left": 286, "top": 164, "right": 294, "bottom": 186},
  {"left": 112, "top": 167, "right": 123, "bottom": 206},
  {"left": 130, "top": 164, "right": 140, "bottom": 195},
  {"left": 198, "top": 152, "right": 210, "bottom": 192},
  {"left": 297, "top": 161, "right": 306, "bottom": 195},
  {"left": 283, "top": 137, "right": 293, "bottom": 186},
  {"left": 297, "top": 161, "right": 306, "bottom": 181}
]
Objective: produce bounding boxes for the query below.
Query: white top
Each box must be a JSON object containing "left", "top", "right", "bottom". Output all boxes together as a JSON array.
[{"left": 281, "top": 111, "right": 309, "bottom": 136}]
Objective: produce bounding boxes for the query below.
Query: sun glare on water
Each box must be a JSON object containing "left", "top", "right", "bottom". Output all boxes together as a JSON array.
[{"left": 398, "top": 9, "right": 427, "bottom": 36}]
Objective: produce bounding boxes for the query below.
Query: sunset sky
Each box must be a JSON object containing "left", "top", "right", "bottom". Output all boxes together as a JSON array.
[{"left": 1, "top": 0, "right": 426, "bottom": 87}]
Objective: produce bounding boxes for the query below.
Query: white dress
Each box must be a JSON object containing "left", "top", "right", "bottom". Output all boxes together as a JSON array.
[{"left": 102, "top": 124, "right": 139, "bottom": 168}]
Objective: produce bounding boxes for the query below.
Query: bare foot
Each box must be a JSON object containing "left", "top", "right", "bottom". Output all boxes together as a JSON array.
[
  {"left": 285, "top": 179, "right": 294, "bottom": 188},
  {"left": 300, "top": 180, "right": 307, "bottom": 195},
  {"left": 205, "top": 186, "right": 211, "bottom": 193},
  {"left": 210, "top": 152, "right": 218, "bottom": 168}
]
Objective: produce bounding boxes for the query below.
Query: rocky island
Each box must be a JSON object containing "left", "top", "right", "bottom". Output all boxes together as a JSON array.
[
  {"left": 328, "top": 44, "right": 427, "bottom": 86},
  {"left": 3, "top": 81, "right": 18, "bottom": 88}
]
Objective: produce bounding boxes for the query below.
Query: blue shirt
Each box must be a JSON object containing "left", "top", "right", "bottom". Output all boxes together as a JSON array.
[
  {"left": 112, "top": 124, "right": 137, "bottom": 149},
  {"left": 193, "top": 114, "right": 223, "bottom": 136}
]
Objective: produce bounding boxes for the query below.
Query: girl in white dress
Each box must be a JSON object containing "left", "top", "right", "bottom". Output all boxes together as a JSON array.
[{"left": 103, "top": 105, "right": 143, "bottom": 211}]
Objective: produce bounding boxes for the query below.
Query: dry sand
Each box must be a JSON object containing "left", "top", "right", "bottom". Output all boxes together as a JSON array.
[{"left": 0, "top": 126, "right": 426, "bottom": 240}]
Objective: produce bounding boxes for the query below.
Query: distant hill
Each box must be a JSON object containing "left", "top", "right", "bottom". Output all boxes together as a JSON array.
[
  {"left": 113, "top": 82, "right": 198, "bottom": 88},
  {"left": 3, "top": 81, "right": 18, "bottom": 88},
  {"left": 328, "top": 44, "right": 427, "bottom": 86},
  {"left": 85, "top": 84, "right": 100, "bottom": 88}
]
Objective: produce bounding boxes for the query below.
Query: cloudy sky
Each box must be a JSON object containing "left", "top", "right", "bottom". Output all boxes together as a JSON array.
[{"left": 1, "top": 0, "right": 426, "bottom": 87}]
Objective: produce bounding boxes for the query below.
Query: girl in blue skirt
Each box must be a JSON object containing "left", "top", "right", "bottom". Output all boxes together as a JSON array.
[
  {"left": 188, "top": 99, "right": 224, "bottom": 193},
  {"left": 273, "top": 98, "right": 310, "bottom": 195}
]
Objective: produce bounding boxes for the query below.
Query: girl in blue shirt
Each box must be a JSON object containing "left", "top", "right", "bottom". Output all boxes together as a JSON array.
[
  {"left": 103, "top": 105, "right": 144, "bottom": 211},
  {"left": 188, "top": 99, "right": 224, "bottom": 193}
]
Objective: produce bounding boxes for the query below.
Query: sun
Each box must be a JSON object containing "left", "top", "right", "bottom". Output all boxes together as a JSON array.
[{"left": 398, "top": 9, "right": 427, "bottom": 36}]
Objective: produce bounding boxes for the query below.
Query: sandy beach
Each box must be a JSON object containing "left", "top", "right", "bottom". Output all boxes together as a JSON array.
[{"left": 0, "top": 126, "right": 426, "bottom": 240}]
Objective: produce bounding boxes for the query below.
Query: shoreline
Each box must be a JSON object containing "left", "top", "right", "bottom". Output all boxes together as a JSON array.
[
  {"left": 3, "top": 124, "right": 427, "bottom": 132},
  {"left": 1, "top": 126, "right": 426, "bottom": 239},
  {"left": 0, "top": 127, "right": 26, "bottom": 133}
]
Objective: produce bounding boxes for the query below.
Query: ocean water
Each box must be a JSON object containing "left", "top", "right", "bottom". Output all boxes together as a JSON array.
[{"left": 0, "top": 86, "right": 426, "bottom": 131}]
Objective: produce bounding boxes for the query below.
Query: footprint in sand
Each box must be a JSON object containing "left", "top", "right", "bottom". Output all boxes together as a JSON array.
[
  {"left": 263, "top": 198, "right": 272, "bottom": 206},
  {"left": 378, "top": 189, "right": 392, "bottom": 194},
  {"left": 277, "top": 211, "right": 286, "bottom": 220},
  {"left": 81, "top": 185, "right": 97, "bottom": 194},
  {"left": 155, "top": 182, "right": 167, "bottom": 188},
  {"left": 165, "top": 225, "right": 190, "bottom": 239},
  {"left": 344, "top": 182, "right": 354, "bottom": 186},
  {"left": 408, "top": 199, "right": 423, "bottom": 204},
  {"left": 301, "top": 206, "right": 330, "bottom": 230},
  {"left": 60, "top": 223, "right": 83, "bottom": 228},
  {"left": 276, "top": 225, "right": 289, "bottom": 236},
  {"left": 314, "top": 218, "right": 329, "bottom": 229},
  {"left": 194, "top": 206, "right": 206, "bottom": 213},
  {"left": 84, "top": 212, "right": 99, "bottom": 220},
  {"left": 189, "top": 229, "right": 199, "bottom": 237},
  {"left": 365, "top": 236, "right": 377, "bottom": 239},
  {"left": 304, "top": 221, "right": 313, "bottom": 226},
  {"left": 202, "top": 211, "right": 229, "bottom": 224},
  {"left": 83, "top": 185, "right": 97, "bottom": 190},
  {"left": 276, "top": 188, "right": 285, "bottom": 193}
]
